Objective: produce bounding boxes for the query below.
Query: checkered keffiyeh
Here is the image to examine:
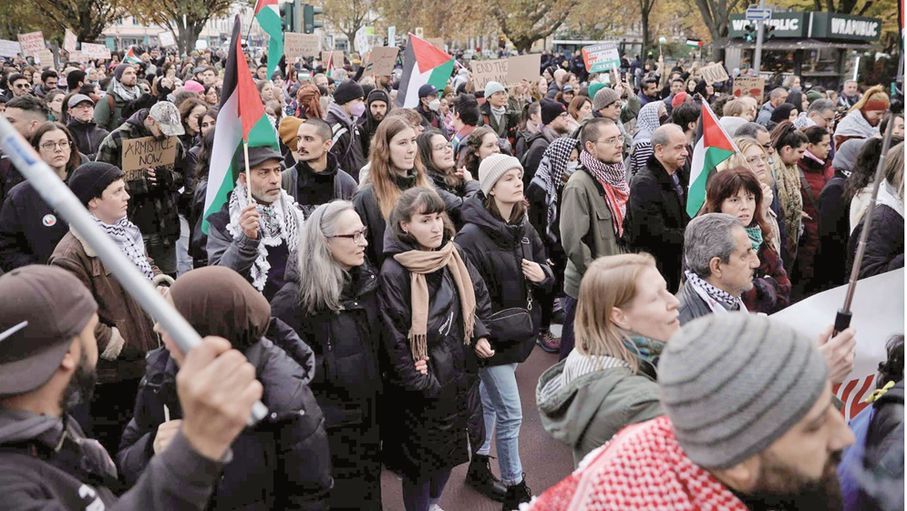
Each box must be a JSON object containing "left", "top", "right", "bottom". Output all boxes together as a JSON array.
[{"left": 527, "top": 416, "right": 748, "bottom": 511}]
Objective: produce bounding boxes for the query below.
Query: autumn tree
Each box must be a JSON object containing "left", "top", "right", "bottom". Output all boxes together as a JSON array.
[
  {"left": 691, "top": 0, "right": 747, "bottom": 60},
  {"left": 13, "top": 0, "right": 126, "bottom": 43},
  {"left": 0, "top": 3, "right": 57, "bottom": 41},
  {"left": 491, "top": 0, "right": 580, "bottom": 52},
  {"left": 318, "top": 0, "right": 374, "bottom": 47},
  {"left": 374, "top": 0, "right": 489, "bottom": 42},
  {"left": 128, "top": 0, "right": 233, "bottom": 55}
]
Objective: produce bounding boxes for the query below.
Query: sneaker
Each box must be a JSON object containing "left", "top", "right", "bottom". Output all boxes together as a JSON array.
[
  {"left": 428, "top": 505, "right": 445, "bottom": 511},
  {"left": 536, "top": 331, "right": 561, "bottom": 353},
  {"left": 465, "top": 454, "right": 507, "bottom": 501},
  {"left": 502, "top": 476, "right": 533, "bottom": 511}
]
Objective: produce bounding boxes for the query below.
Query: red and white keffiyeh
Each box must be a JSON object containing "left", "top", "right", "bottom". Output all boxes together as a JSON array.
[{"left": 527, "top": 416, "right": 748, "bottom": 511}]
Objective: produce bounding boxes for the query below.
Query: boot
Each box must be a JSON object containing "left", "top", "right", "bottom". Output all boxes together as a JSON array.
[
  {"left": 502, "top": 476, "right": 532, "bottom": 511},
  {"left": 466, "top": 454, "right": 507, "bottom": 501}
]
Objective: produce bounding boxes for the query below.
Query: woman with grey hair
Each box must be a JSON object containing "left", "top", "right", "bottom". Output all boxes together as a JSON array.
[{"left": 270, "top": 200, "right": 383, "bottom": 510}]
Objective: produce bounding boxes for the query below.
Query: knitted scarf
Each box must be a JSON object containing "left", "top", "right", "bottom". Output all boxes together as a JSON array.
[
  {"left": 93, "top": 215, "right": 154, "bottom": 280},
  {"left": 111, "top": 78, "right": 140, "bottom": 103},
  {"left": 392, "top": 242, "right": 476, "bottom": 361},
  {"left": 580, "top": 149, "right": 629, "bottom": 237},
  {"left": 528, "top": 416, "right": 748, "bottom": 511},
  {"left": 226, "top": 184, "right": 302, "bottom": 292},
  {"left": 745, "top": 226, "right": 764, "bottom": 252},
  {"left": 684, "top": 270, "right": 746, "bottom": 314},
  {"left": 775, "top": 159, "right": 804, "bottom": 255}
]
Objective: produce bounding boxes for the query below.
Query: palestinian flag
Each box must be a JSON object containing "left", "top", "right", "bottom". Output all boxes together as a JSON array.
[
  {"left": 202, "top": 15, "right": 279, "bottom": 234},
  {"left": 124, "top": 46, "right": 142, "bottom": 65},
  {"left": 254, "top": 0, "right": 282, "bottom": 78},
  {"left": 397, "top": 34, "right": 454, "bottom": 108},
  {"left": 686, "top": 101, "right": 737, "bottom": 217}
]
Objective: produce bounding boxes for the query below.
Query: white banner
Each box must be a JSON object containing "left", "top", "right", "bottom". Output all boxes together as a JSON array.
[
  {"left": 63, "top": 29, "right": 78, "bottom": 52},
  {"left": 158, "top": 31, "right": 176, "bottom": 48},
  {"left": 0, "top": 39, "right": 21, "bottom": 58},
  {"left": 81, "top": 42, "right": 111, "bottom": 59}
]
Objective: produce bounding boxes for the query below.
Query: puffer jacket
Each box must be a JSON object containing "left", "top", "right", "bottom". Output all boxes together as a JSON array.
[
  {"left": 456, "top": 195, "right": 554, "bottom": 365},
  {"left": 378, "top": 233, "right": 492, "bottom": 481},
  {"left": 116, "top": 320, "right": 332, "bottom": 511}
]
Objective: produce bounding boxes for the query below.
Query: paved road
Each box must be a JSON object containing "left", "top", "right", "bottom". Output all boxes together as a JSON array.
[{"left": 379, "top": 336, "right": 574, "bottom": 510}]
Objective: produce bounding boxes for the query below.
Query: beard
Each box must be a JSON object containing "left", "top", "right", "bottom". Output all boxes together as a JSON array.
[
  {"left": 740, "top": 451, "right": 843, "bottom": 511},
  {"left": 60, "top": 350, "right": 97, "bottom": 412}
]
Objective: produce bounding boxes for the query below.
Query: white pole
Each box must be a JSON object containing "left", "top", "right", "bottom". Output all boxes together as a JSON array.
[
  {"left": 0, "top": 117, "right": 267, "bottom": 425},
  {"left": 852, "top": 55, "right": 860, "bottom": 82},
  {"left": 753, "top": 0, "right": 767, "bottom": 74}
]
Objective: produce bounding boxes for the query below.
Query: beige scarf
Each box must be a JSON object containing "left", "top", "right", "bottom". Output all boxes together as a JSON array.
[{"left": 393, "top": 242, "right": 476, "bottom": 361}]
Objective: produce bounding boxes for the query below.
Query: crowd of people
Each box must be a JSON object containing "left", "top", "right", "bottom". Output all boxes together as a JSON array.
[{"left": 0, "top": 43, "right": 903, "bottom": 511}]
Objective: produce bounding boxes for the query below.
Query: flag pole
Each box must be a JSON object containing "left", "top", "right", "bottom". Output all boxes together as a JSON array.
[
  {"left": 246, "top": 1, "right": 259, "bottom": 44},
  {"left": 243, "top": 140, "right": 253, "bottom": 203}
]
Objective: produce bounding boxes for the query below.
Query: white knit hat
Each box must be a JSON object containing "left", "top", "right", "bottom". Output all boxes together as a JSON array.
[
  {"left": 478, "top": 153, "right": 522, "bottom": 196},
  {"left": 484, "top": 81, "right": 506, "bottom": 98}
]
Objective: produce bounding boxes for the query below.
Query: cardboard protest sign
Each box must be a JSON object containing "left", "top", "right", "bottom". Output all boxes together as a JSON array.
[
  {"left": 68, "top": 50, "right": 88, "bottom": 63},
  {"left": 121, "top": 136, "right": 179, "bottom": 173},
  {"left": 321, "top": 51, "right": 344, "bottom": 67},
  {"left": 366, "top": 46, "right": 398, "bottom": 75},
  {"left": 63, "top": 29, "right": 78, "bottom": 52},
  {"left": 699, "top": 62, "right": 729, "bottom": 84},
  {"left": 732, "top": 76, "right": 766, "bottom": 104},
  {"left": 285, "top": 32, "right": 320, "bottom": 60},
  {"left": 158, "top": 31, "right": 176, "bottom": 48},
  {"left": 81, "top": 42, "right": 111, "bottom": 60},
  {"left": 506, "top": 54, "right": 541, "bottom": 85},
  {"left": 17, "top": 32, "right": 45, "bottom": 57},
  {"left": 35, "top": 49, "right": 55, "bottom": 67},
  {"left": 0, "top": 39, "right": 21, "bottom": 58},
  {"left": 771, "top": 268, "right": 904, "bottom": 420},
  {"left": 582, "top": 43, "right": 620, "bottom": 73},
  {"left": 471, "top": 58, "right": 508, "bottom": 91}
]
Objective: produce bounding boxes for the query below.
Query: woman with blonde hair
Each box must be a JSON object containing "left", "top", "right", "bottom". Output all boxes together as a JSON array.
[
  {"left": 537, "top": 253, "right": 679, "bottom": 465},
  {"left": 353, "top": 117, "right": 432, "bottom": 265}
]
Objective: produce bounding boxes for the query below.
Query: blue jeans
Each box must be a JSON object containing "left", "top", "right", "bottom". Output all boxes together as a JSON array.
[
  {"left": 559, "top": 295, "right": 578, "bottom": 361},
  {"left": 477, "top": 363, "right": 523, "bottom": 486}
]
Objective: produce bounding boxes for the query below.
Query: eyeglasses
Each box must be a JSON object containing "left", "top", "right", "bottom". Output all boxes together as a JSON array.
[
  {"left": 330, "top": 227, "right": 368, "bottom": 242},
  {"left": 13, "top": 83, "right": 28, "bottom": 89},
  {"left": 39, "top": 140, "right": 72, "bottom": 151},
  {"left": 598, "top": 136, "right": 622, "bottom": 146}
]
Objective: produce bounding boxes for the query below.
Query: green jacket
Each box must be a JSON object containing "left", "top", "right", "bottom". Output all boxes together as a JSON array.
[
  {"left": 537, "top": 357, "right": 662, "bottom": 466},
  {"left": 560, "top": 166, "right": 623, "bottom": 298}
]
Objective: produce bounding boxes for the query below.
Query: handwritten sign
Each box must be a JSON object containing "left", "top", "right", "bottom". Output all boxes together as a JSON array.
[
  {"left": 0, "top": 39, "right": 21, "bottom": 58},
  {"left": 321, "top": 51, "right": 344, "bottom": 68},
  {"left": 158, "top": 31, "right": 176, "bottom": 48},
  {"left": 63, "top": 29, "right": 77, "bottom": 52},
  {"left": 68, "top": 50, "right": 88, "bottom": 63},
  {"left": 285, "top": 32, "right": 320, "bottom": 60},
  {"left": 121, "top": 136, "right": 178, "bottom": 173},
  {"left": 81, "top": 42, "right": 111, "bottom": 60},
  {"left": 732, "top": 76, "right": 766, "bottom": 104},
  {"left": 506, "top": 54, "right": 541, "bottom": 85},
  {"left": 699, "top": 62, "right": 729, "bottom": 84},
  {"left": 35, "top": 49, "right": 55, "bottom": 67},
  {"left": 471, "top": 59, "right": 508, "bottom": 91},
  {"left": 17, "top": 32, "right": 45, "bottom": 57},
  {"left": 582, "top": 43, "right": 620, "bottom": 73},
  {"left": 366, "top": 46, "right": 398, "bottom": 75}
]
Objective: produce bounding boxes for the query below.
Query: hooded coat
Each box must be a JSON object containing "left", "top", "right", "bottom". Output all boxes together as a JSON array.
[
  {"left": 378, "top": 233, "right": 493, "bottom": 481},
  {"left": 280, "top": 153, "right": 357, "bottom": 218}
]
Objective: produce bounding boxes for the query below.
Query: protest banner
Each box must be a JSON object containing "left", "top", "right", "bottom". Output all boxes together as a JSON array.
[
  {"left": 0, "top": 39, "right": 21, "bottom": 58},
  {"left": 732, "top": 76, "right": 766, "bottom": 103},
  {"left": 68, "top": 50, "right": 88, "bottom": 63},
  {"left": 158, "top": 31, "right": 176, "bottom": 48},
  {"left": 471, "top": 58, "right": 508, "bottom": 91},
  {"left": 771, "top": 268, "right": 904, "bottom": 421},
  {"left": 284, "top": 32, "right": 320, "bottom": 60},
  {"left": 506, "top": 54, "right": 541, "bottom": 85},
  {"left": 17, "top": 32, "right": 45, "bottom": 57},
  {"left": 35, "top": 49, "right": 55, "bottom": 67},
  {"left": 63, "top": 29, "right": 77, "bottom": 52},
  {"left": 582, "top": 43, "right": 621, "bottom": 73},
  {"left": 82, "top": 42, "right": 111, "bottom": 60},
  {"left": 366, "top": 46, "right": 398, "bottom": 75},
  {"left": 121, "top": 136, "right": 179, "bottom": 173},
  {"left": 699, "top": 62, "right": 730, "bottom": 84}
]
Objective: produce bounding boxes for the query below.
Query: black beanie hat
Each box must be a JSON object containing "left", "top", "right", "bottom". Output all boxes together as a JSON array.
[
  {"left": 540, "top": 98, "right": 566, "bottom": 125},
  {"left": 68, "top": 162, "right": 124, "bottom": 206},
  {"left": 113, "top": 64, "right": 131, "bottom": 81},
  {"left": 333, "top": 79, "right": 364, "bottom": 105},
  {"left": 367, "top": 88, "right": 390, "bottom": 106}
]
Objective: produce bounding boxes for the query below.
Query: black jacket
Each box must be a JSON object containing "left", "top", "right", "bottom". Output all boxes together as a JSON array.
[
  {"left": 0, "top": 180, "right": 69, "bottom": 271},
  {"left": 427, "top": 169, "right": 482, "bottom": 230},
  {"left": 0, "top": 155, "right": 24, "bottom": 204},
  {"left": 378, "top": 233, "right": 492, "bottom": 480},
  {"left": 67, "top": 118, "right": 109, "bottom": 161},
  {"left": 624, "top": 155, "right": 690, "bottom": 292},
  {"left": 417, "top": 104, "right": 451, "bottom": 138},
  {"left": 480, "top": 101, "right": 519, "bottom": 146},
  {"left": 281, "top": 153, "right": 357, "bottom": 218},
  {"left": 352, "top": 171, "right": 421, "bottom": 267},
  {"left": 325, "top": 107, "right": 366, "bottom": 182},
  {"left": 816, "top": 172, "right": 850, "bottom": 291},
  {"left": 116, "top": 321, "right": 332, "bottom": 511},
  {"left": 456, "top": 196, "right": 554, "bottom": 365},
  {"left": 862, "top": 381, "right": 904, "bottom": 511},
  {"left": 521, "top": 129, "right": 555, "bottom": 188},
  {"left": 847, "top": 204, "right": 904, "bottom": 279}
]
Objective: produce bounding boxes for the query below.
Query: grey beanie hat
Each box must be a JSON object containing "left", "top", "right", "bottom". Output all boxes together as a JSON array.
[
  {"left": 592, "top": 87, "right": 620, "bottom": 111},
  {"left": 478, "top": 153, "right": 522, "bottom": 196},
  {"left": 832, "top": 138, "right": 868, "bottom": 172},
  {"left": 659, "top": 312, "right": 828, "bottom": 469}
]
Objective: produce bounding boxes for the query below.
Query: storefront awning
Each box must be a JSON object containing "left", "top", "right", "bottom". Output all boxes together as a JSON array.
[{"left": 726, "top": 39, "right": 874, "bottom": 50}]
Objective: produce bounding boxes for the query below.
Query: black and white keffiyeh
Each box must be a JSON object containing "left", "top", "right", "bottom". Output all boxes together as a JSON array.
[
  {"left": 530, "top": 137, "right": 579, "bottom": 244},
  {"left": 93, "top": 215, "right": 154, "bottom": 279},
  {"left": 684, "top": 270, "right": 747, "bottom": 314}
]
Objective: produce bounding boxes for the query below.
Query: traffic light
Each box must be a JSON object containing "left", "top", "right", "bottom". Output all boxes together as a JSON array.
[
  {"left": 743, "top": 24, "right": 756, "bottom": 43},
  {"left": 764, "top": 24, "right": 776, "bottom": 40},
  {"left": 280, "top": 3, "right": 296, "bottom": 32},
  {"left": 303, "top": 3, "right": 324, "bottom": 34}
]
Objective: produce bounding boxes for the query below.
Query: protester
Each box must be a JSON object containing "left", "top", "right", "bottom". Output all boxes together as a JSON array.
[
  {"left": 270, "top": 201, "right": 383, "bottom": 510},
  {"left": 794, "top": 125, "right": 834, "bottom": 296},
  {"left": 756, "top": 87, "right": 789, "bottom": 126},
  {"left": 770, "top": 120, "right": 808, "bottom": 270},
  {"left": 66, "top": 93, "right": 109, "bottom": 160},
  {"left": 838, "top": 79, "right": 862, "bottom": 109},
  {"left": 538, "top": 253, "right": 677, "bottom": 464},
  {"left": 417, "top": 129, "right": 481, "bottom": 228},
  {"left": 0, "top": 265, "right": 264, "bottom": 510},
  {"left": 282, "top": 118, "right": 357, "bottom": 217},
  {"left": 326, "top": 79, "right": 367, "bottom": 180},
  {"left": 360, "top": 88, "right": 390, "bottom": 156},
  {"left": 379, "top": 187, "right": 492, "bottom": 511},
  {"left": 456, "top": 154, "right": 553, "bottom": 508},
  {"left": 417, "top": 84, "right": 449, "bottom": 137},
  {"left": 846, "top": 136, "right": 894, "bottom": 232},
  {"left": 767, "top": 103, "right": 798, "bottom": 131},
  {"left": 295, "top": 82, "right": 324, "bottom": 119},
  {"left": 834, "top": 85, "right": 889, "bottom": 147},
  {"left": 481, "top": 81, "right": 519, "bottom": 149},
  {"left": 462, "top": 126, "right": 501, "bottom": 178},
  {"left": 207, "top": 146, "right": 303, "bottom": 300},
  {"left": 450, "top": 94, "right": 482, "bottom": 158},
  {"left": 94, "top": 64, "right": 140, "bottom": 131},
  {"left": 0, "top": 95, "right": 50, "bottom": 201},
  {"left": 626, "top": 101, "right": 665, "bottom": 177},
  {"left": 522, "top": 99, "right": 570, "bottom": 187},
  {"left": 530, "top": 312, "right": 855, "bottom": 510}
]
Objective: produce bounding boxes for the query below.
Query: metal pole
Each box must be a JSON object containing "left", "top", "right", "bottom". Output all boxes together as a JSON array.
[
  {"left": 0, "top": 117, "right": 268, "bottom": 425},
  {"left": 753, "top": 0, "right": 766, "bottom": 73}
]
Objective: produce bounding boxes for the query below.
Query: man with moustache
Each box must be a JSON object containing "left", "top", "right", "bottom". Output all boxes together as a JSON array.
[
  {"left": 0, "top": 265, "right": 264, "bottom": 510},
  {"left": 282, "top": 118, "right": 357, "bottom": 217},
  {"left": 529, "top": 312, "right": 855, "bottom": 511}
]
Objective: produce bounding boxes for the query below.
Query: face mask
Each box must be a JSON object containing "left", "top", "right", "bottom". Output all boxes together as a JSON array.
[
  {"left": 350, "top": 102, "right": 366, "bottom": 118},
  {"left": 428, "top": 99, "right": 441, "bottom": 112},
  {"left": 565, "top": 161, "right": 579, "bottom": 175}
]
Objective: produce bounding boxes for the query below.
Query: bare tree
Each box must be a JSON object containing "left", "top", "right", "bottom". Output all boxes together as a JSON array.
[
  {"left": 491, "top": 0, "right": 580, "bottom": 53},
  {"left": 129, "top": 0, "right": 233, "bottom": 55}
]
